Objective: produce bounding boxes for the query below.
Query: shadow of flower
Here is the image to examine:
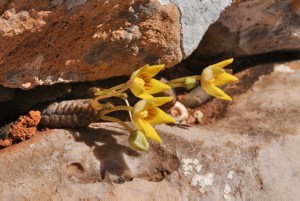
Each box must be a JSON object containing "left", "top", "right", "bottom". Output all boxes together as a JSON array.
[{"left": 69, "top": 125, "right": 140, "bottom": 180}]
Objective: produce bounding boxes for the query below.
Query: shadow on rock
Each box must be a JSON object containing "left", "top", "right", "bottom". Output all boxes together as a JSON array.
[
  {"left": 69, "top": 124, "right": 181, "bottom": 183},
  {"left": 69, "top": 126, "right": 140, "bottom": 181}
]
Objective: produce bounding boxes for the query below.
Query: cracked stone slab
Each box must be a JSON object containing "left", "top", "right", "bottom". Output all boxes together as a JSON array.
[{"left": 0, "top": 60, "right": 300, "bottom": 199}]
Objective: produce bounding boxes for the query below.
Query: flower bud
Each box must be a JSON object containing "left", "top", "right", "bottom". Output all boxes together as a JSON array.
[
  {"left": 129, "top": 130, "right": 149, "bottom": 151},
  {"left": 183, "top": 77, "right": 198, "bottom": 90},
  {"left": 104, "top": 102, "right": 114, "bottom": 110}
]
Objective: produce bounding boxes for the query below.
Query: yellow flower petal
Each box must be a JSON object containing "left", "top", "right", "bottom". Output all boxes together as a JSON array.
[
  {"left": 199, "top": 59, "right": 237, "bottom": 101},
  {"left": 146, "top": 78, "right": 171, "bottom": 94},
  {"left": 202, "top": 66, "right": 225, "bottom": 81},
  {"left": 137, "top": 92, "right": 154, "bottom": 99},
  {"left": 139, "top": 64, "right": 165, "bottom": 78},
  {"left": 132, "top": 99, "right": 149, "bottom": 114},
  {"left": 130, "top": 78, "right": 146, "bottom": 97},
  {"left": 130, "top": 65, "right": 147, "bottom": 80},
  {"left": 211, "top": 58, "right": 234, "bottom": 69},
  {"left": 214, "top": 72, "right": 238, "bottom": 87},
  {"left": 201, "top": 82, "right": 232, "bottom": 101},
  {"left": 147, "top": 107, "right": 175, "bottom": 125},
  {"left": 137, "top": 118, "right": 162, "bottom": 143},
  {"left": 151, "top": 97, "right": 174, "bottom": 106},
  {"left": 132, "top": 97, "right": 173, "bottom": 114},
  {"left": 129, "top": 64, "right": 167, "bottom": 99}
]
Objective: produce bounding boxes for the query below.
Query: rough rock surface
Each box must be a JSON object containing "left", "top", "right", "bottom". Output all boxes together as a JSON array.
[
  {"left": 0, "top": 60, "right": 300, "bottom": 199},
  {"left": 158, "top": 0, "right": 232, "bottom": 57},
  {"left": 193, "top": 0, "right": 300, "bottom": 60},
  {"left": 0, "top": 0, "right": 230, "bottom": 89}
]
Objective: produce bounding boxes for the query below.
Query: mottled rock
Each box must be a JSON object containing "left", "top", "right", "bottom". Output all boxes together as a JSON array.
[
  {"left": 0, "top": 0, "right": 230, "bottom": 89},
  {"left": 0, "top": 0, "right": 181, "bottom": 89},
  {"left": 193, "top": 0, "right": 300, "bottom": 60},
  {"left": 0, "top": 60, "right": 300, "bottom": 199}
]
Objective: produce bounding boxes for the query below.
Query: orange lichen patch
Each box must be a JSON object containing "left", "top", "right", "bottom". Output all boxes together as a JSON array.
[{"left": 0, "top": 110, "right": 41, "bottom": 147}]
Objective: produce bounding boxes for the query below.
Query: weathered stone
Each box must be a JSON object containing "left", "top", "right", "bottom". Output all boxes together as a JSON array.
[
  {"left": 0, "top": 0, "right": 181, "bottom": 89},
  {"left": 0, "top": 60, "right": 300, "bottom": 199},
  {"left": 158, "top": 0, "right": 232, "bottom": 57},
  {"left": 0, "top": 0, "right": 231, "bottom": 89},
  {"left": 193, "top": 0, "right": 300, "bottom": 60}
]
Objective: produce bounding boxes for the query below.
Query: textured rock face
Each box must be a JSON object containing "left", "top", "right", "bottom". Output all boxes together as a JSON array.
[
  {"left": 158, "top": 0, "right": 232, "bottom": 57},
  {"left": 1, "top": 60, "right": 300, "bottom": 199},
  {"left": 0, "top": 0, "right": 231, "bottom": 89},
  {"left": 193, "top": 0, "right": 300, "bottom": 60}
]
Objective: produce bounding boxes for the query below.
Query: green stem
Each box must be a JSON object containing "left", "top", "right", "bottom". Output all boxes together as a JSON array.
[
  {"left": 91, "top": 83, "right": 130, "bottom": 110},
  {"left": 100, "top": 114, "right": 134, "bottom": 133},
  {"left": 165, "top": 75, "right": 200, "bottom": 85},
  {"left": 100, "top": 105, "right": 133, "bottom": 116},
  {"left": 95, "top": 83, "right": 127, "bottom": 96},
  {"left": 166, "top": 83, "right": 186, "bottom": 88}
]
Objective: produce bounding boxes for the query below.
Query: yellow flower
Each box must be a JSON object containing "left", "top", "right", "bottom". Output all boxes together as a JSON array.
[
  {"left": 128, "top": 130, "right": 149, "bottom": 151},
  {"left": 129, "top": 64, "right": 171, "bottom": 99},
  {"left": 132, "top": 97, "right": 175, "bottom": 143},
  {"left": 201, "top": 58, "right": 238, "bottom": 101}
]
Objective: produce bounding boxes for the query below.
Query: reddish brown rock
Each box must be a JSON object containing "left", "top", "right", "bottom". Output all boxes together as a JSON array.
[
  {"left": 0, "top": 0, "right": 181, "bottom": 89},
  {"left": 0, "top": 110, "right": 41, "bottom": 146},
  {"left": 0, "top": 0, "right": 232, "bottom": 89}
]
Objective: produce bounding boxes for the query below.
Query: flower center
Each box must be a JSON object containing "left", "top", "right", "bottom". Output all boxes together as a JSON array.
[
  {"left": 208, "top": 78, "right": 215, "bottom": 83},
  {"left": 139, "top": 110, "right": 149, "bottom": 119},
  {"left": 136, "top": 77, "right": 146, "bottom": 87}
]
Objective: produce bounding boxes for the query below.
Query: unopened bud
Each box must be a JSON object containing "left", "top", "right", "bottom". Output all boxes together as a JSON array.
[
  {"left": 183, "top": 77, "right": 198, "bottom": 90},
  {"left": 104, "top": 102, "right": 114, "bottom": 110},
  {"left": 129, "top": 130, "right": 149, "bottom": 151}
]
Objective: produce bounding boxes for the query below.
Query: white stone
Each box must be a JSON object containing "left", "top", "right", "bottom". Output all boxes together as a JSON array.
[
  {"left": 274, "top": 64, "right": 296, "bottom": 73},
  {"left": 227, "top": 170, "right": 234, "bottom": 180},
  {"left": 158, "top": 0, "right": 232, "bottom": 57}
]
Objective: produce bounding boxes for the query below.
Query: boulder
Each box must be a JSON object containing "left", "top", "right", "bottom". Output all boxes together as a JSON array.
[
  {"left": 0, "top": 0, "right": 231, "bottom": 89},
  {"left": 193, "top": 0, "right": 300, "bottom": 60},
  {"left": 1, "top": 60, "right": 300, "bottom": 199}
]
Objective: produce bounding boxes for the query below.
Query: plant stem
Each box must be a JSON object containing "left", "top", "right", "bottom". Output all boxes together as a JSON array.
[
  {"left": 91, "top": 83, "right": 130, "bottom": 110},
  {"left": 100, "top": 105, "right": 133, "bottom": 116},
  {"left": 99, "top": 114, "right": 134, "bottom": 133},
  {"left": 165, "top": 82, "right": 185, "bottom": 88},
  {"left": 165, "top": 75, "right": 200, "bottom": 85},
  {"left": 124, "top": 98, "right": 133, "bottom": 122},
  {"left": 95, "top": 83, "right": 127, "bottom": 96}
]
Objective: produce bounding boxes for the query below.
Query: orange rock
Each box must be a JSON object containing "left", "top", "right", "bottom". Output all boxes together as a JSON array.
[{"left": 1, "top": 110, "right": 41, "bottom": 146}]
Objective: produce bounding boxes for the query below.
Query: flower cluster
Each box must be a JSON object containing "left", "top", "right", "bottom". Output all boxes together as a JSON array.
[{"left": 92, "top": 59, "right": 238, "bottom": 151}]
